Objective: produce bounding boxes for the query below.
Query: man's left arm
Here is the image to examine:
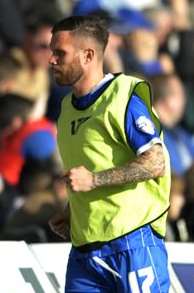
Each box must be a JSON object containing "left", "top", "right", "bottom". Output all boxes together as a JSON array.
[{"left": 66, "top": 143, "right": 165, "bottom": 192}]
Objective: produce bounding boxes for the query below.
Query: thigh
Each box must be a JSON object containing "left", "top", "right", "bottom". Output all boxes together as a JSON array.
[
  {"left": 65, "top": 252, "right": 112, "bottom": 293},
  {"left": 127, "top": 244, "right": 170, "bottom": 293},
  {"left": 101, "top": 244, "right": 170, "bottom": 293}
]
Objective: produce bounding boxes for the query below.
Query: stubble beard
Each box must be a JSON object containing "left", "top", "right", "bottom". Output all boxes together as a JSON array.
[{"left": 55, "top": 57, "right": 84, "bottom": 87}]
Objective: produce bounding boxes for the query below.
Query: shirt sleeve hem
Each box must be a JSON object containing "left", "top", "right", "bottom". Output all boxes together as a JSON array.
[{"left": 136, "top": 138, "right": 162, "bottom": 156}]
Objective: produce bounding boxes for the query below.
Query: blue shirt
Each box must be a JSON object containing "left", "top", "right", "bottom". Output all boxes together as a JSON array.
[{"left": 125, "top": 94, "right": 161, "bottom": 154}]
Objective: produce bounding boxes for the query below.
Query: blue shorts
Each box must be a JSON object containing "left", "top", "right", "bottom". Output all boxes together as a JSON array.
[{"left": 65, "top": 225, "right": 170, "bottom": 292}]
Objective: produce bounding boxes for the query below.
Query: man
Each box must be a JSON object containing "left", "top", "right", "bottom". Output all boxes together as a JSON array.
[
  {"left": 49, "top": 16, "right": 171, "bottom": 293},
  {"left": 0, "top": 94, "right": 56, "bottom": 187},
  {"left": 0, "top": 94, "right": 57, "bottom": 227},
  {"left": 151, "top": 73, "right": 194, "bottom": 176},
  {"left": 11, "top": 14, "right": 54, "bottom": 119}
]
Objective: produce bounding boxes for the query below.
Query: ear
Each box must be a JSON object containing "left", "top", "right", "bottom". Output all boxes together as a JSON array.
[{"left": 83, "top": 48, "right": 95, "bottom": 64}]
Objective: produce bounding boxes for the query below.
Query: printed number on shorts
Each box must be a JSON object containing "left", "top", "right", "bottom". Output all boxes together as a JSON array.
[{"left": 128, "top": 266, "right": 154, "bottom": 293}]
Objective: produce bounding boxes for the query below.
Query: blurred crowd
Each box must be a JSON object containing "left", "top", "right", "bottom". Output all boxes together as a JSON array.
[{"left": 1, "top": 0, "right": 194, "bottom": 243}]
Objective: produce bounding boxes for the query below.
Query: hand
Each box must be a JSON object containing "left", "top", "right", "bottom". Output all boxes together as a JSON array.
[
  {"left": 49, "top": 209, "right": 70, "bottom": 240},
  {"left": 65, "top": 166, "right": 95, "bottom": 192}
]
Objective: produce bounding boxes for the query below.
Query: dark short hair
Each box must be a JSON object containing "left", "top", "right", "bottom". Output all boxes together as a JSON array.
[
  {"left": 149, "top": 73, "right": 179, "bottom": 104},
  {"left": 0, "top": 93, "right": 34, "bottom": 131},
  {"left": 52, "top": 16, "right": 109, "bottom": 52}
]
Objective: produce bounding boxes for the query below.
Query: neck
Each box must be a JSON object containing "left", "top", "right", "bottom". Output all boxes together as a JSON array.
[{"left": 73, "top": 67, "right": 104, "bottom": 97}]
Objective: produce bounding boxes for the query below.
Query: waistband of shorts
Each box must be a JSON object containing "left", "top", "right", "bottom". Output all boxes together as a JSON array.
[{"left": 70, "top": 225, "right": 165, "bottom": 258}]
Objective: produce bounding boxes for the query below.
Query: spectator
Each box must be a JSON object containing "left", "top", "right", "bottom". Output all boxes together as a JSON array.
[
  {"left": 1, "top": 159, "right": 68, "bottom": 243},
  {"left": 11, "top": 14, "right": 55, "bottom": 119},
  {"left": 144, "top": 5, "right": 174, "bottom": 48},
  {"left": 106, "top": 7, "right": 175, "bottom": 76},
  {"left": 0, "top": 93, "right": 57, "bottom": 186},
  {"left": 169, "top": 0, "right": 191, "bottom": 30},
  {"left": 151, "top": 73, "right": 194, "bottom": 175},
  {"left": 123, "top": 25, "right": 174, "bottom": 76},
  {"left": 0, "top": 93, "right": 57, "bottom": 226}
]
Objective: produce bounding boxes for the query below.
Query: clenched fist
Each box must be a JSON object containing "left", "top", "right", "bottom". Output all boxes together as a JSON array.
[{"left": 64, "top": 166, "right": 96, "bottom": 192}]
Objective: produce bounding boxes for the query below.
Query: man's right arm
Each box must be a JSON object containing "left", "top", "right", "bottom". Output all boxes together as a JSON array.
[{"left": 49, "top": 202, "right": 70, "bottom": 240}]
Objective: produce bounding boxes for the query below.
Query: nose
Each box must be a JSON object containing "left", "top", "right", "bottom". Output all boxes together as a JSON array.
[{"left": 49, "top": 54, "right": 57, "bottom": 65}]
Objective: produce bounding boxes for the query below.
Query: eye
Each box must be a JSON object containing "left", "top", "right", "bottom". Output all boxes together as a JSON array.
[{"left": 53, "top": 50, "right": 66, "bottom": 58}]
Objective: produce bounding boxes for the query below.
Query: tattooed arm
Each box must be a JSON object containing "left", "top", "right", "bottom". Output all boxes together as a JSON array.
[
  {"left": 66, "top": 144, "right": 165, "bottom": 192},
  {"left": 94, "top": 144, "right": 165, "bottom": 187}
]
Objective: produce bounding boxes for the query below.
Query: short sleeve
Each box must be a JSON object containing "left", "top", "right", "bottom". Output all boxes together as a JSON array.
[{"left": 125, "top": 94, "right": 161, "bottom": 155}]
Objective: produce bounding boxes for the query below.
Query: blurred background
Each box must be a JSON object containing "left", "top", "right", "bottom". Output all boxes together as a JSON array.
[{"left": 1, "top": 0, "right": 194, "bottom": 244}]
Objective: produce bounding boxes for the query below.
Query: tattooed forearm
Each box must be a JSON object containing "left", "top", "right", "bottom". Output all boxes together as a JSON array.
[{"left": 94, "top": 144, "right": 165, "bottom": 187}]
